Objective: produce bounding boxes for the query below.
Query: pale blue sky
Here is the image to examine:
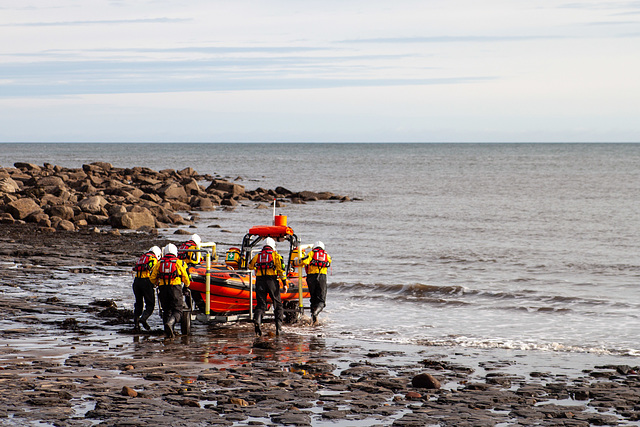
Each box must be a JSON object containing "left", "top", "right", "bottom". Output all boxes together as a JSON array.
[{"left": 1, "top": 0, "right": 639, "bottom": 142}]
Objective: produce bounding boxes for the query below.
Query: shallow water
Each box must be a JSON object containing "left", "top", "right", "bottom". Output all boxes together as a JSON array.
[{"left": 2, "top": 142, "right": 640, "bottom": 367}]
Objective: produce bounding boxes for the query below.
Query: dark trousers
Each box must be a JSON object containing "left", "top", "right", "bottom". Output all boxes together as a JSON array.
[
  {"left": 158, "top": 285, "right": 183, "bottom": 325},
  {"left": 132, "top": 277, "right": 155, "bottom": 320},
  {"left": 307, "top": 273, "right": 327, "bottom": 314},
  {"left": 254, "top": 275, "right": 283, "bottom": 323}
]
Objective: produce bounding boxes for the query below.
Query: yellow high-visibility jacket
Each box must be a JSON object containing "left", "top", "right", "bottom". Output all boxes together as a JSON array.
[
  {"left": 149, "top": 255, "right": 191, "bottom": 287},
  {"left": 299, "top": 250, "right": 332, "bottom": 275},
  {"left": 248, "top": 249, "right": 287, "bottom": 279}
]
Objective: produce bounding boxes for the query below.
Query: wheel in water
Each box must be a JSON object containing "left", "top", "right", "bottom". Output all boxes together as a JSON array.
[{"left": 181, "top": 311, "right": 191, "bottom": 335}]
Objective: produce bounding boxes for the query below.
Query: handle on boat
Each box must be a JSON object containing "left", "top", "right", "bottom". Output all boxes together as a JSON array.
[{"left": 297, "top": 245, "right": 304, "bottom": 310}]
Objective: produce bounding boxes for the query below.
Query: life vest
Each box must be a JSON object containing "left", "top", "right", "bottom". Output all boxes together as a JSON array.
[
  {"left": 225, "top": 247, "right": 241, "bottom": 268},
  {"left": 310, "top": 248, "right": 330, "bottom": 268},
  {"left": 255, "top": 248, "right": 276, "bottom": 271},
  {"left": 177, "top": 240, "right": 196, "bottom": 260},
  {"left": 158, "top": 254, "right": 179, "bottom": 282},
  {"left": 133, "top": 252, "right": 155, "bottom": 273}
]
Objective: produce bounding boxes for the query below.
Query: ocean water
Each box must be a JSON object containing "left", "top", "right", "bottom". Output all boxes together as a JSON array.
[{"left": 2, "top": 142, "right": 640, "bottom": 368}]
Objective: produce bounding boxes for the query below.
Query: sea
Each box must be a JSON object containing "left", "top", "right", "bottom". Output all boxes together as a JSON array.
[{"left": 2, "top": 142, "right": 640, "bottom": 374}]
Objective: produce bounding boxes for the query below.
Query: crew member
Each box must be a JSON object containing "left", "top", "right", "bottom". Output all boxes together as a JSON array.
[
  {"left": 178, "top": 234, "right": 206, "bottom": 312},
  {"left": 150, "top": 243, "right": 191, "bottom": 338},
  {"left": 248, "top": 237, "right": 288, "bottom": 336},
  {"left": 131, "top": 246, "right": 161, "bottom": 331},
  {"left": 178, "top": 233, "right": 202, "bottom": 265},
  {"left": 298, "top": 241, "right": 332, "bottom": 324}
]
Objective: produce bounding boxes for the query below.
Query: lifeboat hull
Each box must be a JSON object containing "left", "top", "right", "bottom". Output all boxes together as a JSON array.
[{"left": 188, "top": 264, "right": 309, "bottom": 316}]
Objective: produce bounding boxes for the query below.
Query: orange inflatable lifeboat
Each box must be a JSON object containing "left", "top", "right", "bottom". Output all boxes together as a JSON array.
[{"left": 186, "top": 216, "right": 310, "bottom": 324}]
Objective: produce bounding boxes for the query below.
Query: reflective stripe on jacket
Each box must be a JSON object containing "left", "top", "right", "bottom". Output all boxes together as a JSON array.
[
  {"left": 178, "top": 241, "right": 201, "bottom": 265},
  {"left": 150, "top": 257, "right": 191, "bottom": 287},
  {"left": 133, "top": 253, "right": 158, "bottom": 279},
  {"left": 249, "top": 250, "right": 286, "bottom": 279},
  {"left": 300, "top": 251, "right": 332, "bottom": 275}
]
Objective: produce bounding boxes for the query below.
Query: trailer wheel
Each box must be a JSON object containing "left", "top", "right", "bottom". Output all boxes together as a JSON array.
[
  {"left": 284, "top": 301, "right": 302, "bottom": 324},
  {"left": 181, "top": 311, "right": 191, "bottom": 335}
]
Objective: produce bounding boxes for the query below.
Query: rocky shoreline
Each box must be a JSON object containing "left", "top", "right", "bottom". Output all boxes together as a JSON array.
[
  {"left": 2, "top": 226, "right": 640, "bottom": 425},
  {"left": 0, "top": 162, "right": 349, "bottom": 232}
]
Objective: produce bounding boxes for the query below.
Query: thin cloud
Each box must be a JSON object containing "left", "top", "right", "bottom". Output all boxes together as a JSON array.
[
  {"left": 587, "top": 20, "right": 640, "bottom": 25},
  {"left": 0, "top": 76, "right": 495, "bottom": 97},
  {"left": 339, "top": 35, "right": 568, "bottom": 44},
  {"left": 3, "top": 17, "right": 190, "bottom": 27}
]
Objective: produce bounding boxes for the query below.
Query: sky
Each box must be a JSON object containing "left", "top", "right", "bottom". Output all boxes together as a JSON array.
[{"left": 1, "top": 0, "right": 639, "bottom": 143}]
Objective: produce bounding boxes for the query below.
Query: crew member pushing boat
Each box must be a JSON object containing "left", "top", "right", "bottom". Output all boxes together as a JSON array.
[
  {"left": 131, "top": 246, "right": 161, "bottom": 331},
  {"left": 150, "top": 243, "right": 191, "bottom": 338},
  {"left": 178, "top": 233, "right": 206, "bottom": 312},
  {"left": 248, "top": 237, "right": 288, "bottom": 336},
  {"left": 298, "top": 241, "right": 332, "bottom": 324},
  {"left": 178, "top": 233, "right": 202, "bottom": 265}
]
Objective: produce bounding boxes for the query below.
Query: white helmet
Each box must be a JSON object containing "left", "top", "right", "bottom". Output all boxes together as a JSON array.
[
  {"left": 164, "top": 243, "right": 178, "bottom": 257},
  {"left": 149, "top": 246, "right": 161, "bottom": 258},
  {"left": 263, "top": 237, "right": 276, "bottom": 249},
  {"left": 191, "top": 234, "right": 201, "bottom": 246},
  {"left": 313, "top": 241, "right": 325, "bottom": 250}
]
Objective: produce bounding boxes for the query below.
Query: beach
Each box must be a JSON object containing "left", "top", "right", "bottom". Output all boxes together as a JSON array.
[{"left": 2, "top": 224, "right": 640, "bottom": 426}]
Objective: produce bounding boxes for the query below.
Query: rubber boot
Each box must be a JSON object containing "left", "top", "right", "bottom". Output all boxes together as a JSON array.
[
  {"left": 133, "top": 317, "right": 141, "bottom": 331},
  {"left": 164, "top": 317, "right": 176, "bottom": 338},
  {"left": 140, "top": 313, "right": 150, "bottom": 331},
  {"left": 254, "top": 313, "right": 262, "bottom": 337},
  {"left": 311, "top": 307, "right": 321, "bottom": 325},
  {"left": 275, "top": 320, "right": 282, "bottom": 336}
]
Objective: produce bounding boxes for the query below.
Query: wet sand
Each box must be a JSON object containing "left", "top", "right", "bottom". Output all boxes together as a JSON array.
[{"left": 2, "top": 224, "right": 640, "bottom": 426}]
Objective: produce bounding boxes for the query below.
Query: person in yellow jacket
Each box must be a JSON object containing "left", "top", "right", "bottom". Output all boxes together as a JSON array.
[
  {"left": 248, "top": 237, "right": 289, "bottom": 336},
  {"left": 298, "top": 241, "right": 332, "bottom": 324},
  {"left": 178, "top": 233, "right": 202, "bottom": 265},
  {"left": 178, "top": 233, "right": 207, "bottom": 312},
  {"left": 131, "top": 246, "right": 161, "bottom": 331},
  {"left": 150, "top": 243, "right": 191, "bottom": 338}
]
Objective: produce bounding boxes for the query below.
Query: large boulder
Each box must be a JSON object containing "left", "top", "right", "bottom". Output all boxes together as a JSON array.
[
  {"left": 159, "top": 182, "right": 188, "bottom": 200},
  {"left": 47, "top": 205, "right": 75, "bottom": 221},
  {"left": 411, "top": 373, "right": 441, "bottom": 389},
  {"left": 178, "top": 167, "right": 197, "bottom": 177},
  {"left": 183, "top": 178, "right": 206, "bottom": 196},
  {"left": 0, "top": 177, "right": 20, "bottom": 193},
  {"left": 206, "top": 180, "right": 245, "bottom": 197},
  {"left": 83, "top": 162, "right": 112, "bottom": 173},
  {"left": 41, "top": 194, "right": 65, "bottom": 206},
  {"left": 296, "top": 191, "right": 320, "bottom": 201},
  {"left": 190, "top": 196, "right": 216, "bottom": 211},
  {"left": 56, "top": 219, "right": 76, "bottom": 231},
  {"left": 110, "top": 209, "right": 156, "bottom": 229},
  {"left": 78, "top": 195, "right": 108, "bottom": 214},
  {"left": 14, "top": 162, "right": 41, "bottom": 172},
  {"left": 7, "top": 198, "right": 41, "bottom": 220},
  {"left": 36, "top": 176, "right": 66, "bottom": 188}
]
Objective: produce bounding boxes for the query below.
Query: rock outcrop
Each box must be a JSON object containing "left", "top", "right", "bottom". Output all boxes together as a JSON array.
[{"left": 0, "top": 162, "right": 349, "bottom": 232}]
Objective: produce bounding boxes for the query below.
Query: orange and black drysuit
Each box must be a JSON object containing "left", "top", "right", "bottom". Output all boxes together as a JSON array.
[
  {"left": 131, "top": 250, "right": 158, "bottom": 329},
  {"left": 149, "top": 254, "right": 191, "bottom": 331},
  {"left": 248, "top": 246, "right": 287, "bottom": 334},
  {"left": 298, "top": 247, "right": 332, "bottom": 319}
]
